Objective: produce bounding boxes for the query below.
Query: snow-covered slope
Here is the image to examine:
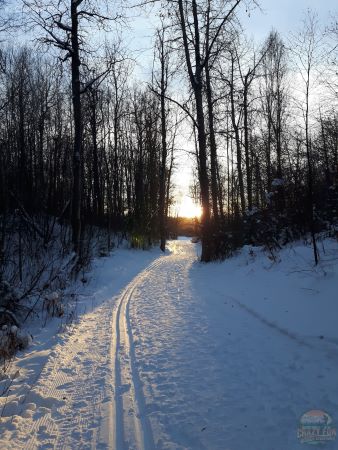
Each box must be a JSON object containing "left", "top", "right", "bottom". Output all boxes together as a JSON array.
[
  {"left": 195, "top": 239, "right": 338, "bottom": 341},
  {"left": 0, "top": 239, "right": 337, "bottom": 449}
]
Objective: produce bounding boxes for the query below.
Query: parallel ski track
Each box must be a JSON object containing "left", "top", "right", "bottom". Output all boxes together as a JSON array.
[
  {"left": 110, "top": 259, "right": 164, "bottom": 450},
  {"left": 13, "top": 256, "right": 165, "bottom": 450}
]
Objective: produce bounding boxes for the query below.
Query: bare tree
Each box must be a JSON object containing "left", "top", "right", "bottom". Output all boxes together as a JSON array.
[
  {"left": 153, "top": 23, "right": 171, "bottom": 252},
  {"left": 261, "top": 31, "right": 288, "bottom": 199},
  {"left": 289, "top": 10, "right": 323, "bottom": 264},
  {"left": 176, "top": 0, "right": 242, "bottom": 261}
]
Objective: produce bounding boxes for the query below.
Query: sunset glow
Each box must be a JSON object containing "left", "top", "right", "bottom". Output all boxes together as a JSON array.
[{"left": 176, "top": 196, "right": 202, "bottom": 219}]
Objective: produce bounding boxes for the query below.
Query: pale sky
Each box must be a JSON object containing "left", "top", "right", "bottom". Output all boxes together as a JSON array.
[{"left": 241, "top": 0, "right": 336, "bottom": 42}]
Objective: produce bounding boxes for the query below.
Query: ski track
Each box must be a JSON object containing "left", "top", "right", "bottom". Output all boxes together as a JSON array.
[
  {"left": 10, "top": 298, "right": 115, "bottom": 450},
  {"left": 1, "top": 257, "right": 164, "bottom": 449},
  {"left": 111, "top": 260, "right": 162, "bottom": 450}
]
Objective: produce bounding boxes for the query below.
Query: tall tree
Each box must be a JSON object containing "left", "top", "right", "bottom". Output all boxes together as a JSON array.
[
  {"left": 290, "top": 10, "right": 323, "bottom": 264},
  {"left": 176, "top": 0, "right": 242, "bottom": 261},
  {"left": 153, "top": 24, "right": 171, "bottom": 252}
]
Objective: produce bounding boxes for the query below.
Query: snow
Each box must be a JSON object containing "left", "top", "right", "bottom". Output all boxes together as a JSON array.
[
  {"left": 271, "top": 178, "right": 285, "bottom": 187},
  {"left": 245, "top": 206, "right": 259, "bottom": 216},
  {"left": 0, "top": 239, "right": 337, "bottom": 449},
  {"left": 0, "top": 246, "right": 162, "bottom": 448},
  {"left": 45, "top": 292, "right": 59, "bottom": 302},
  {"left": 197, "top": 240, "right": 338, "bottom": 341}
]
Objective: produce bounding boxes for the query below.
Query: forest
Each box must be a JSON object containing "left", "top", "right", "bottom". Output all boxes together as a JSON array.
[
  {"left": 0, "top": 0, "right": 337, "bottom": 335},
  {"left": 0, "top": 2, "right": 337, "bottom": 448}
]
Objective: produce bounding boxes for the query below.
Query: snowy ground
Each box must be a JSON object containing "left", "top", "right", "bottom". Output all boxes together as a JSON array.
[{"left": 0, "top": 238, "right": 337, "bottom": 449}]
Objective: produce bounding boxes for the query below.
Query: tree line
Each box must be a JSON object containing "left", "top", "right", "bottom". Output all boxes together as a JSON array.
[
  {"left": 0, "top": 48, "right": 176, "bottom": 239},
  {"left": 0, "top": 0, "right": 337, "bottom": 269}
]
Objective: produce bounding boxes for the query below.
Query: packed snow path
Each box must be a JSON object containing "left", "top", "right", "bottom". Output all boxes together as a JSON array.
[{"left": 1, "top": 239, "right": 338, "bottom": 449}]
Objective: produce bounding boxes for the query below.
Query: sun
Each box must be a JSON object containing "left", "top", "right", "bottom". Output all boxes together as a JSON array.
[{"left": 177, "top": 196, "right": 202, "bottom": 219}]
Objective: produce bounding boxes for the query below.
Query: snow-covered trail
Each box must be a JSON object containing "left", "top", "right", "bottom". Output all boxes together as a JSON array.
[
  {"left": 1, "top": 239, "right": 337, "bottom": 449},
  {"left": 124, "top": 240, "right": 338, "bottom": 450},
  {"left": 0, "top": 255, "right": 165, "bottom": 450}
]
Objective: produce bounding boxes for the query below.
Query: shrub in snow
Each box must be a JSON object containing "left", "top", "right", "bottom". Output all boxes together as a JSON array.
[
  {"left": 98, "top": 245, "right": 109, "bottom": 257},
  {"left": 0, "top": 281, "right": 21, "bottom": 332},
  {"left": 43, "top": 292, "right": 64, "bottom": 318},
  {"left": 203, "top": 220, "right": 243, "bottom": 260},
  {"left": 0, "top": 326, "right": 32, "bottom": 360}
]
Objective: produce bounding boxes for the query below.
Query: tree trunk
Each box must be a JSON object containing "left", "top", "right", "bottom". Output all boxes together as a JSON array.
[
  {"left": 178, "top": 0, "right": 211, "bottom": 261},
  {"left": 305, "top": 74, "right": 319, "bottom": 265},
  {"left": 243, "top": 79, "right": 252, "bottom": 210},
  {"left": 70, "top": 3, "right": 83, "bottom": 254},
  {"left": 205, "top": 59, "right": 219, "bottom": 224},
  {"left": 159, "top": 47, "right": 168, "bottom": 252},
  {"left": 230, "top": 60, "right": 245, "bottom": 213}
]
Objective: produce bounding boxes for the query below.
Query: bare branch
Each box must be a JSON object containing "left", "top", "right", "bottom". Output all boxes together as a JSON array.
[{"left": 149, "top": 85, "right": 198, "bottom": 128}]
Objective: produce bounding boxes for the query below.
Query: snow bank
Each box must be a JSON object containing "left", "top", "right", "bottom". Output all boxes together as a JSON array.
[{"left": 191, "top": 238, "right": 338, "bottom": 342}]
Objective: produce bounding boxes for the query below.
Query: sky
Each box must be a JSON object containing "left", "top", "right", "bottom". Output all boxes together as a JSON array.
[
  {"left": 240, "top": 0, "right": 336, "bottom": 42},
  {"left": 126, "top": 0, "right": 337, "bottom": 206}
]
